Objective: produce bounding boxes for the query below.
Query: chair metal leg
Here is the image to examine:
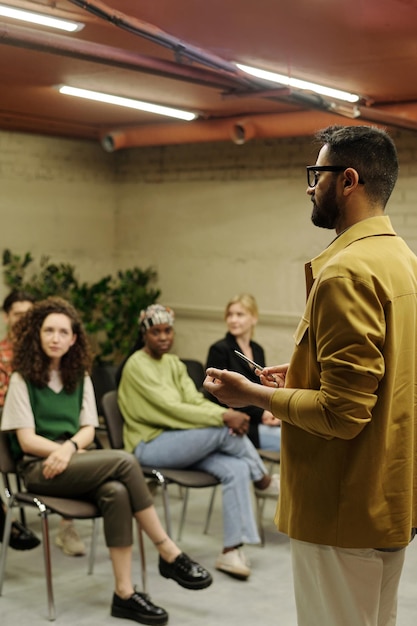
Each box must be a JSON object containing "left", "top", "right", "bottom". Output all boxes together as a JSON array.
[
  {"left": 255, "top": 495, "right": 267, "bottom": 547},
  {"left": 15, "top": 475, "right": 27, "bottom": 527},
  {"left": 177, "top": 484, "right": 218, "bottom": 540},
  {"left": 203, "top": 486, "right": 217, "bottom": 535},
  {"left": 34, "top": 500, "right": 56, "bottom": 621},
  {"left": 137, "top": 524, "right": 147, "bottom": 594},
  {"left": 0, "top": 497, "right": 56, "bottom": 619},
  {"left": 87, "top": 518, "right": 101, "bottom": 575},
  {"left": 0, "top": 502, "right": 15, "bottom": 595},
  {"left": 150, "top": 470, "right": 172, "bottom": 538},
  {"left": 160, "top": 483, "right": 172, "bottom": 538},
  {"left": 176, "top": 488, "right": 190, "bottom": 541}
]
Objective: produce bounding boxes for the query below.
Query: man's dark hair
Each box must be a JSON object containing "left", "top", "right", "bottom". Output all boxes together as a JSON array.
[
  {"left": 315, "top": 125, "right": 399, "bottom": 207},
  {"left": 2, "top": 290, "right": 36, "bottom": 314}
]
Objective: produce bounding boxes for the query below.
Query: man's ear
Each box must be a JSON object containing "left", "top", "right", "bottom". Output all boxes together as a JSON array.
[{"left": 342, "top": 168, "right": 360, "bottom": 193}]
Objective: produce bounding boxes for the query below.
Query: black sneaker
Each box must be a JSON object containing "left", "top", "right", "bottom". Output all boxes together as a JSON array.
[
  {"left": 159, "top": 552, "right": 213, "bottom": 590},
  {"left": 111, "top": 590, "right": 168, "bottom": 625}
]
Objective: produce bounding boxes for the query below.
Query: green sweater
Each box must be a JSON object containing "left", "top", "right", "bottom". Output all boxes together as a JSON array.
[{"left": 118, "top": 350, "right": 225, "bottom": 452}]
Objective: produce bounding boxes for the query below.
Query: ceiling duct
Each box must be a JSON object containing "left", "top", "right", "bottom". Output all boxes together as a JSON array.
[{"left": 101, "top": 111, "right": 368, "bottom": 151}]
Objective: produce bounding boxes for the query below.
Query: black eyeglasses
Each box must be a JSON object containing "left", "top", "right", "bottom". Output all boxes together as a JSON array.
[{"left": 306, "top": 165, "right": 365, "bottom": 188}]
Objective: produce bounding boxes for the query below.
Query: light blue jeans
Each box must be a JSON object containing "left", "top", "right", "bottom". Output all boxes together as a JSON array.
[
  {"left": 259, "top": 424, "right": 281, "bottom": 451},
  {"left": 134, "top": 426, "right": 267, "bottom": 548}
]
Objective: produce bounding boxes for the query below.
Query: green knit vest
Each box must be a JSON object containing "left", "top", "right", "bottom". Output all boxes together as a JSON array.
[{"left": 10, "top": 378, "right": 84, "bottom": 459}]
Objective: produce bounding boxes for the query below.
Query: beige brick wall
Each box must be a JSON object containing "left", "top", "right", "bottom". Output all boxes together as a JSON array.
[
  {"left": 1, "top": 128, "right": 417, "bottom": 366},
  {"left": 114, "top": 130, "right": 417, "bottom": 363},
  {"left": 0, "top": 131, "right": 116, "bottom": 278}
]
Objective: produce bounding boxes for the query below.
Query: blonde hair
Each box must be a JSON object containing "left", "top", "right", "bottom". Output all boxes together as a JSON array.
[{"left": 225, "top": 293, "right": 259, "bottom": 319}]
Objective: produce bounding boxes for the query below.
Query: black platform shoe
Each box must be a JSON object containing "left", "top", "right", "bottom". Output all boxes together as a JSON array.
[
  {"left": 159, "top": 552, "right": 213, "bottom": 590},
  {"left": 111, "top": 590, "right": 168, "bottom": 625}
]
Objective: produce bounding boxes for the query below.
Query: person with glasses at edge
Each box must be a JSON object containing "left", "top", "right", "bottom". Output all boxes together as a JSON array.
[
  {"left": 0, "top": 290, "right": 40, "bottom": 551},
  {"left": 205, "top": 125, "right": 417, "bottom": 626}
]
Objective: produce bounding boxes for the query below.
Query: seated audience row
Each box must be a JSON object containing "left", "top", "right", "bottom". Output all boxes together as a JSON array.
[
  {"left": 118, "top": 303, "right": 279, "bottom": 581},
  {"left": 0, "top": 293, "right": 280, "bottom": 620},
  {"left": 1, "top": 297, "right": 212, "bottom": 625}
]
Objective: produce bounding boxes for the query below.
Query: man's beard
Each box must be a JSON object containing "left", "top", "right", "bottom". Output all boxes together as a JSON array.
[{"left": 310, "top": 181, "right": 340, "bottom": 230}]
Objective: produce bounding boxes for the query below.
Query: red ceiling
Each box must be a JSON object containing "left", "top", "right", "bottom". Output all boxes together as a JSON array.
[{"left": 1, "top": 0, "right": 417, "bottom": 149}]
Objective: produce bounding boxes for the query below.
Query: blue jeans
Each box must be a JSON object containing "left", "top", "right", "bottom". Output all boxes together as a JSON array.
[
  {"left": 134, "top": 426, "right": 267, "bottom": 548},
  {"left": 259, "top": 424, "right": 281, "bottom": 451}
]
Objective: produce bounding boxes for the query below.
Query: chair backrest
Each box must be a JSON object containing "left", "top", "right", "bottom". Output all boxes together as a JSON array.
[
  {"left": 101, "top": 390, "right": 124, "bottom": 449},
  {"left": 181, "top": 359, "right": 205, "bottom": 390},
  {"left": 91, "top": 364, "right": 118, "bottom": 415},
  {"left": 0, "top": 431, "right": 18, "bottom": 475}
]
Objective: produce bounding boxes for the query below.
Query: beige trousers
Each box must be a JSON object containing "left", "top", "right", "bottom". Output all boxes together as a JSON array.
[{"left": 290, "top": 538, "right": 406, "bottom": 626}]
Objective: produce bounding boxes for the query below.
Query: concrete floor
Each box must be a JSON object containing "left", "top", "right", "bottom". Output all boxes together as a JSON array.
[{"left": 1, "top": 484, "right": 417, "bottom": 626}]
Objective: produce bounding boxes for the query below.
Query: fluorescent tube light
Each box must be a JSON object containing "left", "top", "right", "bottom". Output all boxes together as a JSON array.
[
  {"left": 58, "top": 86, "right": 197, "bottom": 121},
  {"left": 236, "top": 63, "right": 360, "bottom": 103},
  {"left": 0, "top": 4, "right": 84, "bottom": 32}
]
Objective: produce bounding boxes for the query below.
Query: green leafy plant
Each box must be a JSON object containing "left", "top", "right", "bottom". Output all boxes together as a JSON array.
[{"left": 2, "top": 249, "right": 160, "bottom": 364}]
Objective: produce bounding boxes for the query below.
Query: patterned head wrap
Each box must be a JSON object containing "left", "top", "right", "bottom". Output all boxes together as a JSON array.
[{"left": 139, "top": 304, "right": 175, "bottom": 331}]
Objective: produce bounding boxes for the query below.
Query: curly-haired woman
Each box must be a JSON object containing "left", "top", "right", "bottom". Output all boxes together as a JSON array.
[{"left": 1, "top": 297, "right": 212, "bottom": 625}]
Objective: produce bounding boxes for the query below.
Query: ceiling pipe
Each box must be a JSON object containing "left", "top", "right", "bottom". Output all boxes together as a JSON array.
[
  {"left": 102, "top": 103, "right": 417, "bottom": 151},
  {"left": 3, "top": 4, "right": 417, "bottom": 145},
  {"left": 68, "top": 0, "right": 249, "bottom": 76},
  {"left": 101, "top": 111, "right": 369, "bottom": 151},
  {"left": 65, "top": 0, "right": 417, "bottom": 137},
  {"left": 356, "top": 104, "right": 417, "bottom": 132},
  {"left": 0, "top": 22, "right": 245, "bottom": 91}
]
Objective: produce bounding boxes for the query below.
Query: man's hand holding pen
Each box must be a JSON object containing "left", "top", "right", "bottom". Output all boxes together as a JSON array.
[{"left": 258, "top": 364, "right": 288, "bottom": 389}]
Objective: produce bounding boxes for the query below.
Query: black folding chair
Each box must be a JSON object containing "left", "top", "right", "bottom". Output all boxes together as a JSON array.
[
  {"left": 101, "top": 390, "right": 220, "bottom": 541},
  {"left": 0, "top": 431, "right": 147, "bottom": 621}
]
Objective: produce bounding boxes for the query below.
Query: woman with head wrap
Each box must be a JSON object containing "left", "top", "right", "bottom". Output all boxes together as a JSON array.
[{"left": 118, "top": 304, "right": 279, "bottom": 581}]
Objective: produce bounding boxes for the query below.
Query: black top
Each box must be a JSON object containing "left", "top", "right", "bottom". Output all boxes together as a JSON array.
[{"left": 205, "top": 332, "right": 266, "bottom": 448}]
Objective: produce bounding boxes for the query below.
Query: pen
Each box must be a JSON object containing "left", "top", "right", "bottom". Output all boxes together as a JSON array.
[{"left": 234, "top": 350, "right": 264, "bottom": 372}]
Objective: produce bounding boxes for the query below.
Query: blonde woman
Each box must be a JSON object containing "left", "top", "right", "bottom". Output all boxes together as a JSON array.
[{"left": 205, "top": 294, "right": 281, "bottom": 451}]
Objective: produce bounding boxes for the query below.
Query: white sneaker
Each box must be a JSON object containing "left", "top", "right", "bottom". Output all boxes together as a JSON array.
[
  {"left": 254, "top": 473, "right": 280, "bottom": 498},
  {"left": 215, "top": 548, "right": 250, "bottom": 580},
  {"left": 55, "top": 522, "right": 86, "bottom": 556}
]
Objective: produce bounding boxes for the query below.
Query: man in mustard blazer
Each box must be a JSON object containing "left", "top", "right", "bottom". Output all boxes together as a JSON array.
[{"left": 205, "top": 125, "right": 417, "bottom": 626}]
